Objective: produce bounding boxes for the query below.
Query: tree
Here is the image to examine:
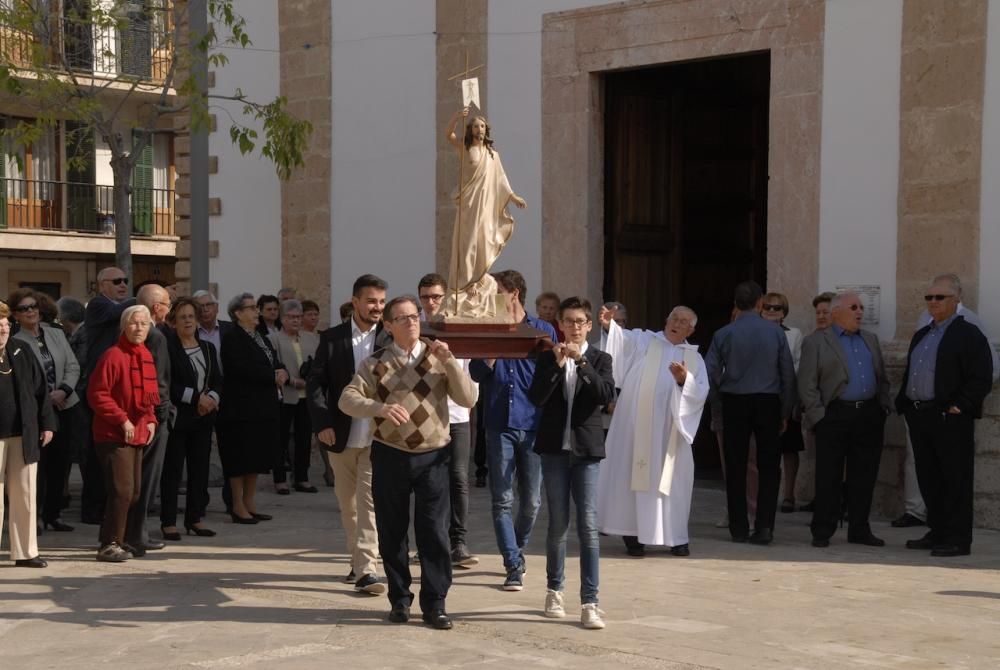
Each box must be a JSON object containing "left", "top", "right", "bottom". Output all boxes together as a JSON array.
[{"left": 0, "top": 0, "right": 312, "bottom": 281}]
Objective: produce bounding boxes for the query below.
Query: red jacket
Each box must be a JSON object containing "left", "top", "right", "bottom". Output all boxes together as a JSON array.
[{"left": 87, "top": 337, "right": 160, "bottom": 446}]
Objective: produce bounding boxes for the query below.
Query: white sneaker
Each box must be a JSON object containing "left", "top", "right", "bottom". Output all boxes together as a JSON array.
[
  {"left": 581, "top": 603, "right": 606, "bottom": 629},
  {"left": 544, "top": 589, "right": 565, "bottom": 618}
]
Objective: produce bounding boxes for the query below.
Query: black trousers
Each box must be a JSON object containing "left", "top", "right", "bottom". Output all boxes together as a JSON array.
[
  {"left": 275, "top": 400, "right": 312, "bottom": 484},
  {"left": 371, "top": 441, "right": 452, "bottom": 614},
  {"left": 906, "top": 409, "right": 976, "bottom": 549},
  {"left": 810, "top": 400, "right": 885, "bottom": 541},
  {"left": 80, "top": 406, "right": 106, "bottom": 522},
  {"left": 473, "top": 399, "right": 487, "bottom": 478},
  {"left": 723, "top": 393, "right": 781, "bottom": 537},
  {"left": 160, "top": 422, "right": 213, "bottom": 527},
  {"left": 125, "top": 408, "right": 170, "bottom": 546},
  {"left": 447, "top": 422, "right": 471, "bottom": 548},
  {"left": 39, "top": 407, "right": 75, "bottom": 523}
]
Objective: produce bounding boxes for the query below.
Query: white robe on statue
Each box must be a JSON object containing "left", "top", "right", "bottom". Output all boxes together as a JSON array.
[{"left": 596, "top": 319, "right": 709, "bottom": 546}]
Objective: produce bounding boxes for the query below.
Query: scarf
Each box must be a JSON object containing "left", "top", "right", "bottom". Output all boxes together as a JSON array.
[{"left": 117, "top": 333, "right": 159, "bottom": 411}]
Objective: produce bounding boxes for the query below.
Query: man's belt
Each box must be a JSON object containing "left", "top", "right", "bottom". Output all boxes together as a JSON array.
[
  {"left": 904, "top": 399, "right": 937, "bottom": 412},
  {"left": 834, "top": 398, "right": 876, "bottom": 410}
]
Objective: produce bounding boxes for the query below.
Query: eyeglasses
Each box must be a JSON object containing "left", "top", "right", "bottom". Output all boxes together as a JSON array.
[
  {"left": 847, "top": 304, "right": 864, "bottom": 311},
  {"left": 392, "top": 314, "right": 421, "bottom": 324},
  {"left": 420, "top": 293, "right": 446, "bottom": 302},
  {"left": 561, "top": 318, "right": 590, "bottom": 327},
  {"left": 105, "top": 277, "right": 128, "bottom": 286},
  {"left": 762, "top": 304, "right": 785, "bottom": 312},
  {"left": 238, "top": 304, "right": 259, "bottom": 312},
  {"left": 924, "top": 294, "right": 954, "bottom": 302},
  {"left": 14, "top": 303, "right": 38, "bottom": 313}
]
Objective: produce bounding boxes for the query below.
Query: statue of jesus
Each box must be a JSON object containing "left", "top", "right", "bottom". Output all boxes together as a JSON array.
[{"left": 444, "top": 107, "right": 526, "bottom": 318}]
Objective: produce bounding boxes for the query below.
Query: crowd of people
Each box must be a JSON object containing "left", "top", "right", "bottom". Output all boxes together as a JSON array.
[{"left": 0, "top": 268, "right": 994, "bottom": 630}]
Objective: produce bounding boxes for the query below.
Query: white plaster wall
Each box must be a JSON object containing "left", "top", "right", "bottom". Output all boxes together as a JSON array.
[
  {"left": 329, "top": 0, "right": 436, "bottom": 305},
  {"left": 818, "top": 0, "right": 903, "bottom": 342},
  {"left": 487, "top": 0, "right": 595, "bottom": 307},
  {"left": 208, "top": 1, "right": 281, "bottom": 303},
  {"left": 979, "top": 0, "right": 1000, "bottom": 339}
]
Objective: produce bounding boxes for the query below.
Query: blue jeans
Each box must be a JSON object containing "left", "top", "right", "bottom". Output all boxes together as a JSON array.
[
  {"left": 486, "top": 428, "right": 542, "bottom": 570},
  {"left": 540, "top": 452, "right": 600, "bottom": 604}
]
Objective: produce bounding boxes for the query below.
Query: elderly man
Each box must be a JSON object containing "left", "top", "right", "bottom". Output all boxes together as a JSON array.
[
  {"left": 340, "top": 295, "right": 477, "bottom": 630},
  {"left": 123, "top": 284, "right": 173, "bottom": 556},
  {"left": 898, "top": 279, "right": 993, "bottom": 557},
  {"left": 597, "top": 305, "right": 709, "bottom": 559},
  {"left": 705, "top": 280, "right": 796, "bottom": 545},
  {"left": 798, "top": 292, "right": 891, "bottom": 548},
  {"left": 193, "top": 290, "right": 233, "bottom": 369}
]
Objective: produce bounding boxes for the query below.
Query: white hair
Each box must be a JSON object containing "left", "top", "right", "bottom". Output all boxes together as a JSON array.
[
  {"left": 830, "top": 291, "right": 860, "bottom": 310},
  {"left": 669, "top": 305, "right": 698, "bottom": 326},
  {"left": 119, "top": 305, "right": 151, "bottom": 333}
]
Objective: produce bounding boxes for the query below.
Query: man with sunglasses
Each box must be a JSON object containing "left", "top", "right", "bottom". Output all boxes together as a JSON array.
[
  {"left": 798, "top": 291, "right": 891, "bottom": 548},
  {"left": 897, "top": 279, "right": 993, "bottom": 557},
  {"left": 79, "top": 267, "right": 136, "bottom": 524}
]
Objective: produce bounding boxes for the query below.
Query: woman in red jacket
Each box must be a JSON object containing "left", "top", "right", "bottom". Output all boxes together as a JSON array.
[{"left": 87, "top": 304, "right": 159, "bottom": 562}]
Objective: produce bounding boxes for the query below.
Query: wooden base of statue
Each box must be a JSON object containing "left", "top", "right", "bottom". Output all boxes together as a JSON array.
[{"left": 422, "top": 320, "right": 553, "bottom": 359}]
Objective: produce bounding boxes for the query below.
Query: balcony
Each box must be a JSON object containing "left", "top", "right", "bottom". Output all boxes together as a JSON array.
[
  {"left": 0, "top": 178, "right": 175, "bottom": 237},
  {"left": 0, "top": 3, "right": 173, "bottom": 84}
]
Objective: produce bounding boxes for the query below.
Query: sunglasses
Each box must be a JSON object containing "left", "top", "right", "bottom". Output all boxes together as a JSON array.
[
  {"left": 105, "top": 277, "right": 129, "bottom": 286},
  {"left": 924, "top": 294, "right": 954, "bottom": 302},
  {"left": 762, "top": 304, "right": 785, "bottom": 312},
  {"left": 14, "top": 303, "right": 38, "bottom": 313}
]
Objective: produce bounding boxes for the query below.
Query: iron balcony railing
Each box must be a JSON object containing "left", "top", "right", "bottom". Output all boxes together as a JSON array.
[
  {"left": 0, "top": 178, "right": 175, "bottom": 236},
  {"left": 0, "top": 3, "right": 172, "bottom": 83}
]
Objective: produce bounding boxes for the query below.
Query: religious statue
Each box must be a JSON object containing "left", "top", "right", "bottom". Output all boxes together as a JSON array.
[{"left": 444, "top": 106, "right": 526, "bottom": 318}]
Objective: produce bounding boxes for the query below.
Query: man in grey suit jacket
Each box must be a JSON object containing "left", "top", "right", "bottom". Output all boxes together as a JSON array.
[{"left": 798, "top": 291, "right": 891, "bottom": 548}]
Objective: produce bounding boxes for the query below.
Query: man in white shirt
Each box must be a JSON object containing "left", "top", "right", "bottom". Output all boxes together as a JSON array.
[{"left": 306, "top": 275, "right": 391, "bottom": 595}]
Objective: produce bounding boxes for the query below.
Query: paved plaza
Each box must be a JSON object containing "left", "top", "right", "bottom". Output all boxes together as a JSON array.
[{"left": 1, "top": 463, "right": 998, "bottom": 670}]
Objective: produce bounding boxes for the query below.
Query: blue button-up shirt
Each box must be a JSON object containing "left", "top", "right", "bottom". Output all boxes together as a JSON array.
[
  {"left": 832, "top": 325, "right": 876, "bottom": 401},
  {"left": 470, "top": 314, "right": 558, "bottom": 431},
  {"left": 906, "top": 313, "right": 958, "bottom": 401}
]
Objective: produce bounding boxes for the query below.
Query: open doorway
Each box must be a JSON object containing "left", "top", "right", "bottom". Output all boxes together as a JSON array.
[{"left": 603, "top": 52, "right": 771, "bottom": 473}]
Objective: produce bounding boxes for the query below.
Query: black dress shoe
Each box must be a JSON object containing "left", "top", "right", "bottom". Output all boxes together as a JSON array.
[
  {"left": 811, "top": 538, "right": 830, "bottom": 548},
  {"left": 251, "top": 512, "right": 273, "bottom": 521},
  {"left": 906, "top": 536, "right": 935, "bottom": 550},
  {"left": 623, "top": 536, "right": 645, "bottom": 557},
  {"left": 930, "top": 544, "right": 970, "bottom": 557},
  {"left": 422, "top": 609, "right": 453, "bottom": 630},
  {"left": 731, "top": 534, "right": 749, "bottom": 543},
  {"left": 294, "top": 483, "right": 318, "bottom": 493},
  {"left": 748, "top": 529, "right": 773, "bottom": 545},
  {"left": 14, "top": 556, "right": 48, "bottom": 568},
  {"left": 670, "top": 543, "right": 690, "bottom": 557},
  {"left": 891, "top": 513, "right": 926, "bottom": 528},
  {"left": 275, "top": 486, "right": 291, "bottom": 495},
  {"left": 848, "top": 533, "right": 885, "bottom": 547},
  {"left": 44, "top": 519, "right": 74, "bottom": 532},
  {"left": 144, "top": 540, "right": 167, "bottom": 551},
  {"left": 388, "top": 603, "right": 410, "bottom": 623},
  {"left": 230, "top": 513, "right": 259, "bottom": 525},
  {"left": 161, "top": 526, "right": 182, "bottom": 541}
]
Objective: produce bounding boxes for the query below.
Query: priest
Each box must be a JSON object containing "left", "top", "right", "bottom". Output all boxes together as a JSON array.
[{"left": 595, "top": 305, "right": 709, "bottom": 557}]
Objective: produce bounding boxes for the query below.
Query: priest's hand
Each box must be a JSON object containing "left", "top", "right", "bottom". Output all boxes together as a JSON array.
[
  {"left": 598, "top": 306, "right": 613, "bottom": 331},
  {"left": 669, "top": 361, "right": 687, "bottom": 385},
  {"left": 379, "top": 403, "right": 411, "bottom": 427}
]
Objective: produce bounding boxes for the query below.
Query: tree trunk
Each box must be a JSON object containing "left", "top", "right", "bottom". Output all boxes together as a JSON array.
[{"left": 110, "top": 159, "right": 133, "bottom": 284}]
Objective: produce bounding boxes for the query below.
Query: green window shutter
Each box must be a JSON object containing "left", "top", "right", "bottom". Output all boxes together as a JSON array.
[
  {"left": 132, "top": 131, "right": 153, "bottom": 234},
  {"left": 0, "top": 139, "right": 6, "bottom": 229}
]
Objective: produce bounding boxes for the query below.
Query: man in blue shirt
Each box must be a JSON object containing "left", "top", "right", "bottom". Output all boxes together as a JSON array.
[
  {"left": 798, "top": 291, "right": 891, "bottom": 548},
  {"left": 470, "top": 270, "right": 557, "bottom": 591},
  {"left": 705, "top": 281, "right": 796, "bottom": 545}
]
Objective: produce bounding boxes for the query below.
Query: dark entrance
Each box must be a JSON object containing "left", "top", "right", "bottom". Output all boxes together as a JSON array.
[{"left": 603, "top": 52, "right": 770, "bottom": 474}]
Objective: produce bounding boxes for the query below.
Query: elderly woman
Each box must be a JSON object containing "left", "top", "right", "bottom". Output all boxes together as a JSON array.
[
  {"left": 86, "top": 305, "right": 159, "bottom": 562},
  {"left": 219, "top": 293, "right": 288, "bottom": 523},
  {"left": 0, "top": 301, "right": 56, "bottom": 568},
  {"left": 760, "top": 291, "right": 804, "bottom": 513},
  {"left": 10, "top": 289, "right": 80, "bottom": 533},
  {"left": 160, "top": 298, "right": 223, "bottom": 540},
  {"left": 269, "top": 299, "right": 319, "bottom": 494}
]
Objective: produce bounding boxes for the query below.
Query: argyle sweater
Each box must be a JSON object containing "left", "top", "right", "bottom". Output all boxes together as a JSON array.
[{"left": 338, "top": 341, "right": 477, "bottom": 453}]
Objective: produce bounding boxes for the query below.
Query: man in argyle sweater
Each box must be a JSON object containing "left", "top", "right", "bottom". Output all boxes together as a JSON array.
[{"left": 339, "top": 295, "right": 477, "bottom": 630}]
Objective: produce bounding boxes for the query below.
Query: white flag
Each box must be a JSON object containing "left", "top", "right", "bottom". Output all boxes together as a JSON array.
[{"left": 462, "top": 77, "right": 480, "bottom": 109}]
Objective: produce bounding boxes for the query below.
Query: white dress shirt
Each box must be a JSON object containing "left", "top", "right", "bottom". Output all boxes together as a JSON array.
[
  {"left": 562, "top": 342, "right": 589, "bottom": 451},
  {"left": 345, "top": 319, "right": 379, "bottom": 449}
]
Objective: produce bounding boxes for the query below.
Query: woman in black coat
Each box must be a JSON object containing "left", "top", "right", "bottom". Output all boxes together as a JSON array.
[
  {"left": 160, "top": 298, "right": 223, "bottom": 540},
  {"left": 0, "top": 301, "right": 56, "bottom": 567},
  {"left": 218, "top": 293, "right": 287, "bottom": 523}
]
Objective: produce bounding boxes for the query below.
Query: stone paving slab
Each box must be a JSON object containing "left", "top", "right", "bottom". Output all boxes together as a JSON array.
[{"left": 1, "top": 470, "right": 999, "bottom": 669}]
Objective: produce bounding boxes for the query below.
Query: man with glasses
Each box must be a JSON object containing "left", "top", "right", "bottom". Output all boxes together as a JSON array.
[
  {"left": 340, "top": 295, "right": 477, "bottom": 630},
  {"left": 705, "top": 280, "right": 796, "bottom": 545},
  {"left": 79, "top": 267, "right": 136, "bottom": 524},
  {"left": 798, "top": 291, "right": 891, "bottom": 549},
  {"left": 418, "top": 273, "right": 480, "bottom": 568},
  {"left": 193, "top": 290, "right": 233, "bottom": 369},
  {"left": 596, "top": 304, "right": 709, "bottom": 562},
  {"left": 897, "top": 278, "right": 993, "bottom": 557}
]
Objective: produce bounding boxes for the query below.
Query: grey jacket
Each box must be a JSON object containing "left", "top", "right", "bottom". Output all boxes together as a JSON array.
[
  {"left": 270, "top": 330, "right": 319, "bottom": 404},
  {"left": 13, "top": 323, "right": 82, "bottom": 410},
  {"left": 797, "top": 327, "right": 891, "bottom": 430}
]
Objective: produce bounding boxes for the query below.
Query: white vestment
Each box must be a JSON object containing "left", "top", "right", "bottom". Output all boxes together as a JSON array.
[{"left": 596, "top": 320, "right": 709, "bottom": 546}]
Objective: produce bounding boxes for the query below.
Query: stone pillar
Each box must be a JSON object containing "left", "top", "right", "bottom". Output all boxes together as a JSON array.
[
  {"left": 436, "top": 0, "right": 488, "bottom": 276},
  {"left": 278, "top": 0, "right": 332, "bottom": 325}
]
